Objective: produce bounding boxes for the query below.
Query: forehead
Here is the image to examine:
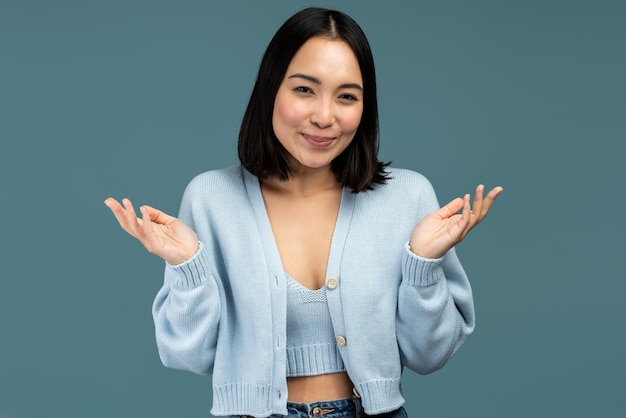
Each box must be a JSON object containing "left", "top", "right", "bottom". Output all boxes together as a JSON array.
[{"left": 286, "top": 37, "right": 362, "bottom": 84}]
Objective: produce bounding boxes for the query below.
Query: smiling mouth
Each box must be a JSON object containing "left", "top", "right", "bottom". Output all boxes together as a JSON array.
[{"left": 302, "top": 133, "right": 334, "bottom": 147}]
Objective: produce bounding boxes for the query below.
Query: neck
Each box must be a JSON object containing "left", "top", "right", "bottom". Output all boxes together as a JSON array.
[{"left": 262, "top": 166, "right": 341, "bottom": 197}]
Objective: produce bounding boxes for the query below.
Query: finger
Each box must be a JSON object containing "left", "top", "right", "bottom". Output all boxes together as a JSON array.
[
  {"left": 104, "top": 197, "right": 125, "bottom": 216},
  {"left": 141, "top": 205, "right": 177, "bottom": 225},
  {"left": 476, "top": 186, "right": 504, "bottom": 218},
  {"left": 139, "top": 206, "right": 159, "bottom": 252},
  {"left": 486, "top": 186, "right": 504, "bottom": 201},
  {"left": 121, "top": 198, "right": 143, "bottom": 236},
  {"left": 105, "top": 197, "right": 133, "bottom": 230},
  {"left": 472, "top": 184, "right": 485, "bottom": 218},
  {"left": 459, "top": 193, "right": 472, "bottom": 232},
  {"left": 104, "top": 197, "right": 120, "bottom": 209},
  {"left": 437, "top": 197, "right": 464, "bottom": 219},
  {"left": 104, "top": 197, "right": 123, "bottom": 217}
]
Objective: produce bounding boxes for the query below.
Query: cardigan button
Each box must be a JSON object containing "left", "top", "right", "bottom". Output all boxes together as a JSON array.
[
  {"left": 336, "top": 335, "right": 347, "bottom": 347},
  {"left": 326, "top": 277, "right": 338, "bottom": 289}
]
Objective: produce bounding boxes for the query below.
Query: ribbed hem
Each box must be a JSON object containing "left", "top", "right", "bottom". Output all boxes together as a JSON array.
[
  {"left": 165, "top": 242, "right": 210, "bottom": 288},
  {"left": 402, "top": 242, "right": 445, "bottom": 287},
  {"left": 354, "top": 379, "right": 405, "bottom": 414},
  {"left": 211, "top": 382, "right": 277, "bottom": 417},
  {"left": 286, "top": 343, "right": 345, "bottom": 377}
]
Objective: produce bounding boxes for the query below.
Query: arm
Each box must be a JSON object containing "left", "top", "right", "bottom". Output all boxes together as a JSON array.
[
  {"left": 396, "top": 182, "right": 502, "bottom": 374},
  {"left": 396, "top": 245, "right": 473, "bottom": 374},
  {"left": 152, "top": 242, "right": 221, "bottom": 375},
  {"left": 104, "top": 181, "right": 221, "bottom": 375}
]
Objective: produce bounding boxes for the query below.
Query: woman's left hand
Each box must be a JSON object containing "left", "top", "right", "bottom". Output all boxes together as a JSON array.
[{"left": 409, "top": 184, "right": 503, "bottom": 259}]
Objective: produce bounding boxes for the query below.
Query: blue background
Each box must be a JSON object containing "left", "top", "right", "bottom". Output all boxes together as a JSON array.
[{"left": 1, "top": 0, "right": 624, "bottom": 416}]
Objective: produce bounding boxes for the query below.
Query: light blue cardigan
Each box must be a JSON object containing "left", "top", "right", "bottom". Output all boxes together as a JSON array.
[{"left": 152, "top": 165, "right": 475, "bottom": 416}]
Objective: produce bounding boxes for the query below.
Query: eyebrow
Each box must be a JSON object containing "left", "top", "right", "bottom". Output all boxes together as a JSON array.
[{"left": 288, "top": 73, "right": 363, "bottom": 91}]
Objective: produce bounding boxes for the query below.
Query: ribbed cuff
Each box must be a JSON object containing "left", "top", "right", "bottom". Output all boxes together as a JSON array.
[
  {"left": 354, "top": 379, "right": 404, "bottom": 415},
  {"left": 402, "top": 242, "right": 445, "bottom": 287},
  {"left": 165, "top": 242, "right": 210, "bottom": 288}
]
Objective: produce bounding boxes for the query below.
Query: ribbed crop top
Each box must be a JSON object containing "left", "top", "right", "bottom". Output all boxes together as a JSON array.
[{"left": 285, "top": 274, "right": 346, "bottom": 377}]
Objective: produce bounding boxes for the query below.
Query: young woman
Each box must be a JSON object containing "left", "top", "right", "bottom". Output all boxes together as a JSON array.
[{"left": 105, "top": 7, "right": 502, "bottom": 418}]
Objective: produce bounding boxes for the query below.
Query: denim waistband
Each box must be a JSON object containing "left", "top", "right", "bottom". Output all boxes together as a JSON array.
[
  {"left": 234, "top": 396, "right": 407, "bottom": 418},
  {"left": 281, "top": 396, "right": 361, "bottom": 418}
]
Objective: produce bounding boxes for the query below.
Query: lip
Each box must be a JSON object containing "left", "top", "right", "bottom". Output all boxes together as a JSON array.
[{"left": 302, "top": 133, "right": 335, "bottom": 147}]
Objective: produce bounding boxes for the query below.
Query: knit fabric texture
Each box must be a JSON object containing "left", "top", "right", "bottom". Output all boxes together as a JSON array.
[
  {"left": 285, "top": 274, "right": 346, "bottom": 377},
  {"left": 152, "top": 165, "right": 475, "bottom": 416}
]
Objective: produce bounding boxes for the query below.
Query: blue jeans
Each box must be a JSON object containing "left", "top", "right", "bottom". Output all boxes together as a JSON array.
[
  {"left": 233, "top": 396, "right": 407, "bottom": 418},
  {"left": 274, "top": 396, "right": 407, "bottom": 418}
]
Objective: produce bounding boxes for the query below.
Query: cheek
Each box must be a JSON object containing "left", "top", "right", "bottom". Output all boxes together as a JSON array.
[
  {"left": 344, "top": 106, "right": 364, "bottom": 134},
  {"left": 273, "top": 93, "right": 302, "bottom": 130}
]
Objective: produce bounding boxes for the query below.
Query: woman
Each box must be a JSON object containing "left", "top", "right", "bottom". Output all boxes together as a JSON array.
[{"left": 105, "top": 7, "right": 502, "bottom": 418}]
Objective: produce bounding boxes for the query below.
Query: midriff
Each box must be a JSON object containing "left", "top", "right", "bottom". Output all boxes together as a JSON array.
[{"left": 287, "top": 371, "right": 354, "bottom": 402}]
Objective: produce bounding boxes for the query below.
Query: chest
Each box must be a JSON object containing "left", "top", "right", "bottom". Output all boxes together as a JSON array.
[{"left": 263, "top": 190, "right": 341, "bottom": 290}]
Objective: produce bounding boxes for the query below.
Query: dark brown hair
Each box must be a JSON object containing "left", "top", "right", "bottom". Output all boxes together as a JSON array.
[{"left": 238, "top": 7, "right": 389, "bottom": 192}]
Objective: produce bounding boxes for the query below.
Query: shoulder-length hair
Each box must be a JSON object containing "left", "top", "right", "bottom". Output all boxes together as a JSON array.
[{"left": 238, "top": 7, "right": 389, "bottom": 192}]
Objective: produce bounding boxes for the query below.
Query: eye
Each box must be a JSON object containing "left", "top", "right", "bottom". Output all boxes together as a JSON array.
[
  {"left": 294, "top": 86, "right": 313, "bottom": 94},
  {"left": 338, "top": 93, "right": 358, "bottom": 102}
]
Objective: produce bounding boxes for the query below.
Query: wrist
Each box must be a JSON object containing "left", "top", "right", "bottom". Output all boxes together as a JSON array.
[
  {"left": 166, "top": 242, "right": 200, "bottom": 266},
  {"left": 408, "top": 241, "right": 444, "bottom": 260}
]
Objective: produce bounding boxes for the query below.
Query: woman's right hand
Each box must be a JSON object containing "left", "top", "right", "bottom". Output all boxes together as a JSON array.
[{"left": 104, "top": 197, "right": 199, "bottom": 265}]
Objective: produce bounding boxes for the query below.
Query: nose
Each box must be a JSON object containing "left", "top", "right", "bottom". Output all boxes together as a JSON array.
[{"left": 310, "top": 99, "right": 335, "bottom": 128}]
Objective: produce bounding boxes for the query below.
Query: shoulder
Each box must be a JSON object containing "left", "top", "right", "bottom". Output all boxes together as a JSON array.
[
  {"left": 183, "top": 165, "right": 245, "bottom": 195},
  {"left": 178, "top": 165, "right": 248, "bottom": 212},
  {"left": 371, "top": 167, "right": 436, "bottom": 198},
  {"left": 358, "top": 167, "right": 440, "bottom": 214},
  {"left": 385, "top": 167, "right": 432, "bottom": 189}
]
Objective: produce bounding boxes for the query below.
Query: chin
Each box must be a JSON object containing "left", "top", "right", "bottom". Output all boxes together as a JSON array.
[{"left": 293, "top": 158, "right": 334, "bottom": 171}]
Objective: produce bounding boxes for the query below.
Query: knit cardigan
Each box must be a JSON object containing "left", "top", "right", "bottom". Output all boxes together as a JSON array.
[{"left": 152, "top": 165, "right": 475, "bottom": 416}]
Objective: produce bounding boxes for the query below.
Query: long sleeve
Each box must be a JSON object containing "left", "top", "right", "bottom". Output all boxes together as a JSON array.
[
  {"left": 149, "top": 166, "right": 288, "bottom": 416},
  {"left": 396, "top": 245, "right": 474, "bottom": 374},
  {"left": 144, "top": 165, "right": 479, "bottom": 415},
  {"left": 152, "top": 242, "right": 221, "bottom": 375},
  {"left": 151, "top": 174, "right": 224, "bottom": 376},
  {"left": 395, "top": 178, "right": 475, "bottom": 374}
]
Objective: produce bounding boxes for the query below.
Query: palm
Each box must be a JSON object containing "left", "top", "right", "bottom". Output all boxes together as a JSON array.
[
  {"left": 410, "top": 185, "right": 503, "bottom": 259},
  {"left": 141, "top": 213, "right": 198, "bottom": 259},
  {"left": 104, "top": 197, "right": 199, "bottom": 265}
]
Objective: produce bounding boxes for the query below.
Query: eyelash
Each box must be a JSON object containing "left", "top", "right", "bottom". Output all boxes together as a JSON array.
[
  {"left": 294, "top": 86, "right": 313, "bottom": 94},
  {"left": 293, "top": 87, "right": 359, "bottom": 102},
  {"left": 339, "top": 94, "right": 358, "bottom": 102}
]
